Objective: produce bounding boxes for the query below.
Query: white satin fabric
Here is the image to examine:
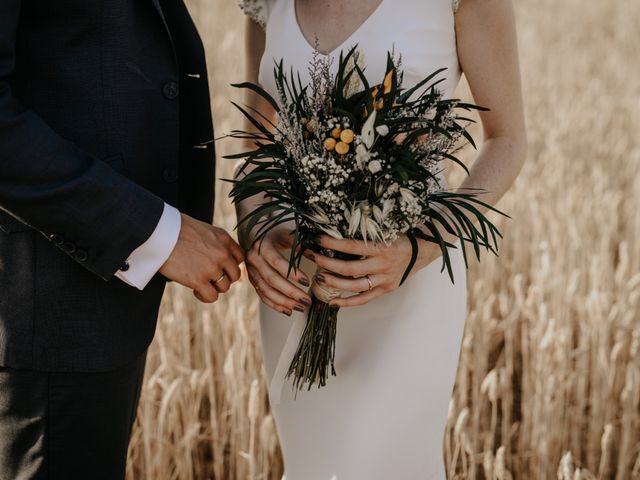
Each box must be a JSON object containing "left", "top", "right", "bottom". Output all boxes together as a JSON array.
[{"left": 254, "top": 1, "right": 466, "bottom": 478}]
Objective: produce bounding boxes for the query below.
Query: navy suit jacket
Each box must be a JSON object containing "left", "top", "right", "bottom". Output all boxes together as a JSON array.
[{"left": 0, "top": 0, "right": 215, "bottom": 371}]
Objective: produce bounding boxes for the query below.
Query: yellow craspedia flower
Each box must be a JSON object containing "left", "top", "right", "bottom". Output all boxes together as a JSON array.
[
  {"left": 371, "top": 86, "right": 379, "bottom": 98},
  {"left": 374, "top": 99, "right": 384, "bottom": 111},
  {"left": 340, "top": 129, "right": 355, "bottom": 144},
  {"left": 383, "top": 69, "right": 394, "bottom": 94},
  {"left": 335, "top": 141, "right": 350, "bottom": 155},
  {"left": 331, "top": 127, "right": 342, "bottom": 139},
  {"left": 324, "top": 137, "right": 337, "bottom": 151}
]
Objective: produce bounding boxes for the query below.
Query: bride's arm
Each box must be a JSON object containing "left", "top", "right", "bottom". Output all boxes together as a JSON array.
[
  {"left": 452, "top": 0, "right": 527, "bottom": 214},
  {"left": 233, "top": 18, "right": 270, "bottom": 246},
  {"left": 234, "top": 18, "right": 312, "bottom": 316},
  {"left": 313, "top": 0, "right": 528, "bottom": 307}
]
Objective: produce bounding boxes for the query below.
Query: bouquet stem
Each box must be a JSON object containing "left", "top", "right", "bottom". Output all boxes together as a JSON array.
[{"left": 286, "top": 290, "right": 340, "bottom": 392}]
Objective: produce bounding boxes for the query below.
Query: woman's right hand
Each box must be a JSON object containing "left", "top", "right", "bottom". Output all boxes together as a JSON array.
[{"left": 245, "top": 225, "right": 312, "bottom": 316}]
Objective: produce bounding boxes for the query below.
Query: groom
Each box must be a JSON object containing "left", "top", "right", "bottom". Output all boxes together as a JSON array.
[{"left": 0, "top": 0, "right": 243, "bottom": 478}]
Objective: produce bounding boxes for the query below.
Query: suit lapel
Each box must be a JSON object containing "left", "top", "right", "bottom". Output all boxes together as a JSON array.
[{"left": 150, "top": 0, "right": 173, "bottom": 42}]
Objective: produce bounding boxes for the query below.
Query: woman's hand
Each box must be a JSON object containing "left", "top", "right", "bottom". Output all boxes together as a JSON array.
[
  {"left": 309, "top": 234, "right": 446, "bottom": 308},
  {"left": 245, "top": 225, "right": 313, "bottom": 316}
]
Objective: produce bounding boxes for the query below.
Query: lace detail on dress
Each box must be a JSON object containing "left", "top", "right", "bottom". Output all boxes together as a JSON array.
[
  {"left": 238, "top": 0, "right": 274, "bottom": 27},
  {"left": 453, "top": 0, "right": 461, "bottom": 12}
]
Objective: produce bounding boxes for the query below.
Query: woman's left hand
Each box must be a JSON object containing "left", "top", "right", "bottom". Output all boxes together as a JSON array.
[{"left": 309, "top": 234, "right": 444, "bottom": 308}]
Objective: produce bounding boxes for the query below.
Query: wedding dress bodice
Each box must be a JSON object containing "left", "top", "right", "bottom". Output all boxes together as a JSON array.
[
  {"left": 240, "top": 0, "right": 461, "bottom": 27},
  {"left": 252, "top": 0, "right": 462, "bottom": 103}
]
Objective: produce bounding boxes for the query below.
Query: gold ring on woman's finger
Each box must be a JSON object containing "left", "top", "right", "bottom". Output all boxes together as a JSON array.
[
  {"left": 211, "top": 273, "right": 226, "bottom": 284},
  {"left": 366, "top": 275, "right": 374, "bottom": 291}
]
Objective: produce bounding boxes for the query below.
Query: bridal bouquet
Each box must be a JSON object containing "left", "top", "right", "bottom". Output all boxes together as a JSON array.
[{"left": 226, "top": 48, "right": 506, "bottom": 392}]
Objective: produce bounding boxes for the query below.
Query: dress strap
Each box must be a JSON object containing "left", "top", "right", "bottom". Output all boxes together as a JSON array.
[
  {"left": 453, "top": 0, "right": 461, "bottom": 13},
  {"left": 238, "top": 0, "right": 275, "bottom": 27}
]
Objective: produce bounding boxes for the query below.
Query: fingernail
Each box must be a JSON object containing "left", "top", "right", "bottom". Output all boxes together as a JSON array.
[
  {"left": 300, "top": 297, "right": 311, "bottom": 306},
  {"left": 299, "top": 278, "right": 310, "bottom": 287},
  {"left": 316, "top": 274, "right": 326, "bottom": 283},
  {"left": 294, "top": 305, "right": 305, "bottom": 312},
  {"left": 283, "top": 309, "right": 292, "bottom": 317}
]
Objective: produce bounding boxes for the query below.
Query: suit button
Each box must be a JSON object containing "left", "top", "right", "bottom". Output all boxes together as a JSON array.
[
  {"left": 162, "top": 81, "right": 179, "bottom": 100},
  {"left": 119, "top": 262, "right": 130, "bottom": 272},
  {"left": 49, "top": 233, "right": 64, "bottom": 245},
  {"left": 75, "top": 249, "right": 88, "bottom": 262},
  {"left": 162, "top": 167, "right": 178, "bottom": 183},
  {"left": 62, "top": 242, "right": 76, "bottom": 254}
]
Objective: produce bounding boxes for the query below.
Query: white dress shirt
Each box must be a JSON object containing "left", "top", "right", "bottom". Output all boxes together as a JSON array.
[{"left": 115, "top": 203, "right": 181, "bottom": 290}]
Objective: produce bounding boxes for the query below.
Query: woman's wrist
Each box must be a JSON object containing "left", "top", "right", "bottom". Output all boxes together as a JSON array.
[
  {"left": 414, "top": 226, "right": 457, "bottom": 271},
  {"left": 415, "top": 237, "right": 439, "bottom": 270}
]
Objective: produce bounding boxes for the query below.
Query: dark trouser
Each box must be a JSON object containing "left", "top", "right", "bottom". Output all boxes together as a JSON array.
[{"left": 0, "top": 350, "right": 147, "bottom": 480}]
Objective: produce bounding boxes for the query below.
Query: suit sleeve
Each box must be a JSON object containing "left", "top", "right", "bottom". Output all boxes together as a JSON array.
[{"left": 0, "top": 0, "right": 166, "bottom": 281}]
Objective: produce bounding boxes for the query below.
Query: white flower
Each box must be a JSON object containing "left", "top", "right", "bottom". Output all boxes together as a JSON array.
[
  {"left": 307, "top": 208, "right": 331, "bottom": 225},
  {"left": 368, "top": 160, "right": 382, "bottom": 174},
  {"left": 361, "top": 110, "right": 377, "bottom": 149},
  {"left": 347, "top": 205, "right": 362, "bottom": 237},
  {"left": 364, "top": 216, "right": 382, "bottom": 243},
  {"left": 382, "top": 198, "right": 395, "bottom": 217},
  {"left": 344, "top": 206, "right": 352, "bottom": 222},
  {"left": 376, "top": 125, "right": 390, "bottom": 136},
  {"left": 400, "top": 187, "right": 417, "bottom": 202},
  {"left": 320, "top": 225, "right": 343, "bottom": 239},
  {"left": 372, "top": 204, "right": 384, "bottom": 223},
  {"left": 355, "top": 143, "right": 371, "bottom": 170}
]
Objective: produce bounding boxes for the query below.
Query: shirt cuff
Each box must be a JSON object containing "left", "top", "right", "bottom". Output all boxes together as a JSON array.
[{"left": 115, "top": 203, "right": 181, "bottom": 290}]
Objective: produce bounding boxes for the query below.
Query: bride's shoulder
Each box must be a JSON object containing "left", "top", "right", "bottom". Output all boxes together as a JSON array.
[{"left": 237, "top": 0, "right": 276, "bottom": 27}]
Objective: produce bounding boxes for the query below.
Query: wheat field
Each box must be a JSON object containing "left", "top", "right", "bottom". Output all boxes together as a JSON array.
[{"left": 125, "top": 0, "right": 640, "bottom": 478}]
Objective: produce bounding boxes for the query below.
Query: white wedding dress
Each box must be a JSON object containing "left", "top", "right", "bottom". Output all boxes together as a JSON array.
[{"left": 239, "top": 1, "right": 466, "bottom": 478}]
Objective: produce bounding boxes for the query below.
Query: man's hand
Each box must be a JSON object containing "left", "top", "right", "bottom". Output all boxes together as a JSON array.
[{"left": 159, "top": 214, "right": 245, "bottom": 303}]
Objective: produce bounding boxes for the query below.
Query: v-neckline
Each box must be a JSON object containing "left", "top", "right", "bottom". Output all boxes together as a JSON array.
[{"left": 292, "top": 0, "right": 386, "bottom": 56}]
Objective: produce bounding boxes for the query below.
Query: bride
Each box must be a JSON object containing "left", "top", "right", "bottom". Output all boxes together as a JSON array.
[{"left": 234, "top": 0, "right": 526, "bottom": 478}]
